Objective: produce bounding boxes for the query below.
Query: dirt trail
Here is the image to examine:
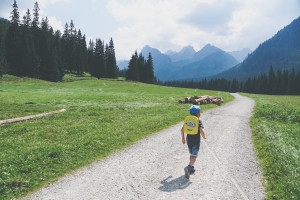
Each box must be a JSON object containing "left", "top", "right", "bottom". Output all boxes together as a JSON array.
[{"left": 21, "top": 93, "right": 265, "bottom": 200}]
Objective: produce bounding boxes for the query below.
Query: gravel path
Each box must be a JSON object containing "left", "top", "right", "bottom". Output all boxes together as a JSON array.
[{"left": 21, "top": 93, "right": 265, "bottom": 200}]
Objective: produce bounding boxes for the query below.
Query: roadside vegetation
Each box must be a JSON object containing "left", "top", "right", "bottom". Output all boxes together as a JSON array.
[
  {"left": 0, "top": 75, "right": 233, "bottom": 199},
  {"left": 244, "top": 93, "right": 300, "bottom": 200}
]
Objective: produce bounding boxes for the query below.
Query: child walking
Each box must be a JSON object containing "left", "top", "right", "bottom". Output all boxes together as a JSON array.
[{"left": 181, "top": 105, "right": 206, "bottom": 179}]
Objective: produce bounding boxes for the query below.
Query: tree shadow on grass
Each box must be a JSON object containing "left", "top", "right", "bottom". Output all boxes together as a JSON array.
[{"left": 158, "top": 175, "right": 192, "bottom": 192}]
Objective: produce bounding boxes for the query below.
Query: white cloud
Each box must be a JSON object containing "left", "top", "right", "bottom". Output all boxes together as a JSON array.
[
  {"left": 107, "top": 0, "right": 300, "bottom": 60},
  {"left": 47, "top": 16, "right": 65, "bottom": 33},
  {"left": 108, "top": 0, "right": 203, "bottom": 59},
  {"left": 37, "top": 0, "right": 72, "bottom": 8}
]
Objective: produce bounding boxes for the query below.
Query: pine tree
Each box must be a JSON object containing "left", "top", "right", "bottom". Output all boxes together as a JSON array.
[
  {"left": 230, "top": 78, "right": 239, "bottom": 92},
  {"left": 93, "top": 39, "right": 105, "bottom": 78},
  {"left": 0, "top": 19, "right": 9, "bottom": 75},
  {"left": 126, "top": 51, "right": 139, "bottom": 81},
  {"left": 21, "top": 9, "right": 39, "bottom": 78},
  {"left": 295, "top": 71, "right": 300, "bottom": 95},
  {"left": 10, "top": 0, "right": 20, "bottom": 26},
  {"left": 87, "top": 40, "right": 95, "bottom": 75},
  {"left": 32, "top": 1, "right": 40, "bottom": 28},
  {"left": 53, "top": 30, "right": 64, "bottom": 80},
  {"left": 23, "top": 9, "right": 31, "bottom": 28},
  {"left": 282, "top": 69, "right": 289, "bottom": 94},
  {"left": 287, "top": 68, "right": 296, "bottom": 94},
  {"left": 5, "top": 0, "right": 23, "bottom": 76},
  {"left": 275, "top": 69, "right": 283, "bottom": 94},
  {"left": 39, "top": 17, "right": 61, "bottom": 81},
  {"left": 79, "top": 33, "right": 88, "bottom": 74},
  {"left": 74, "top": 29, "right": 83, "bottom": 74},
  {"left": 268, "top": 66, "right": 275, "bottom": 94},
  {"left": 145, "top": 53, "right": 154, "bottom": 83},
  {"left": 137, "top": 53, "right": 145, "bottom": 82},
  {"left": 105, "top": 38, "right": 118, "bottom": 78},
  {"left": 31, "top": 1, "right": 41, "bottom": 70},
  {"left": 62, "top": 22, "right": 71, "bottom": 71},
  {"left": 104, "top": 44, "right": 109, "bottom": 77}
]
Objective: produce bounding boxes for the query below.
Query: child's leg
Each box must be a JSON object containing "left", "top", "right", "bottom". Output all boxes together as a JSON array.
[{"left": 189, "top": 155, "right": 197, "bottom": 166}]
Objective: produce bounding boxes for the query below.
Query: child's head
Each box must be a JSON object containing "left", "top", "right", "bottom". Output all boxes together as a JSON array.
[{"left": 189, "top": 105, "right": 200, "bottom": 116}]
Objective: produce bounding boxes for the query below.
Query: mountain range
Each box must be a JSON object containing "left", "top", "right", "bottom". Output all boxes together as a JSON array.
[
  {"left": 213, "top": 16, "right": 300, "bottom": 81},
  {"left": 118, "top": 44, "right": 251, "bottom": 82},
  {"left": 119, "top": 15, "right": 300, "bottom": 82}
]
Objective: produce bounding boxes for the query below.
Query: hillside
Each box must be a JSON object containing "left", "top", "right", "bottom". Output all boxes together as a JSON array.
[
  {"left": 0, "top": 76, "right": 233, "bottom": 199},
  {"left": 214, "top": 16, "right": 300, "bottom": 81}
]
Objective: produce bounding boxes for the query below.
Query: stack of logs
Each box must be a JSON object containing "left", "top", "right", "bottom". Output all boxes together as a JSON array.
[{"left": 178, "top": 95, "right": 224, "bottom": 106}]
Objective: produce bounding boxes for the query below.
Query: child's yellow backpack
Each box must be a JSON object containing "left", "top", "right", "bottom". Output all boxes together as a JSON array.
[{"left": 183, "top": 115, "right": 199, "bottom": 135}]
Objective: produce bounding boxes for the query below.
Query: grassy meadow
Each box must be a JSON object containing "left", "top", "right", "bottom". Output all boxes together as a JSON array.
[
  {"left": 0, "top": 75, "right": 233, "bottom": 199},
  {"left": 243, "top": 93, "right": 300, "bottom": 200}
]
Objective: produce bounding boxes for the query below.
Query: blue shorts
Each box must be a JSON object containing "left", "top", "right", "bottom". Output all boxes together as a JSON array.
[{"left": 187, "top": 142, "right": 200, "bottom": 157}]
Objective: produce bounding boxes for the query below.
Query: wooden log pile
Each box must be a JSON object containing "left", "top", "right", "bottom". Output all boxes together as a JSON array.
[{"left": 178, "top": 95, "right": 224, "bottom": 106}]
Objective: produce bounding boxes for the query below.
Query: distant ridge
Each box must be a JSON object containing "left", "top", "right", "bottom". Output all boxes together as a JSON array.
[
  {"left": 213, "top": 16, "right": 300, "bottom": 81},
  {"left": 138, "top": 44, "right": 240, "bottom": 81},
  {"left": 166, "top": 46, "right": 196, "bottom": 62},
  {"left": 118, "top": 44, "right": 250, "bottom": 81}
]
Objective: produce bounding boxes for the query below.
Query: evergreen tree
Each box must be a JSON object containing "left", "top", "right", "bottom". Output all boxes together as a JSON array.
[
  {"left": 10, "top": 0, "right": 20, "bottom": 26},
  {"left": 275, "top": 70, "right": 283, "bottom": 94},
  {"left": 69, "top": 20, "right": 76, "bottom": 36},
  {"left": 74, "top": 29, "right": 83, "bottom": 74},
  {"left": 268, "top": 66, "right": 276, "bottom": 94},
  {"left": 5, "top": 0, "right": 23, "bottom": 76},
  {"left": 32, "top": 1, "right": 40, "bottom": 28},
  {"left": 295, "top": 71, "right": 300, "bottom": 94},
  {"left": 0, "top": 18, "right": 9, "bottom": 75},
  {"left": 39, "top": 17, "right": 61, "bottom": 81},
  {"left": 53, "top": 30, "right": 64, "bottom": 80},
  {"left": 230, "top": 78, "right": 239, "bottom": 92},
  {"left": 137, "top": 53, "right": 145, "bottom": 82},
  {"left": 62, "top": 22, "right": 71, "bottom": 71},
  {"left": 105, "top": 38, "right": 118, "bottom": 78},
  {"left": 287, "top": 68, "right": 296, "bottom": 94},
  {"left": 104, "top": 44, "right": 109, "bottom": 77},
  {"left": 61, "top": 20, "right": 86, "bottom": 74},
  {"left": 87, "top": 40, "right": 95, "bottom": 75},
  {"left": 23, "top": 9, "right": 31, "bottom": 28},
  {"left": 282, "top": 69, "right": 289, "bottom": 94},
  {"left": 31, "top": 1, "right": 41, "bottom": 70},
  {"left": 260, "top": 74, "right": 268, "bottom": 94},
  {"left": 39, "top": 17, "right": 51, "bottom": 80},
  {"left": 20, "top": 9, "right": 39, "bottom": 78},
  {"left": 126, "top": 51, "right": 139, "bottom": 81},
  {"left": 145, "top": 53, "right": 154, "bottom": 83},
  {"left": 93, "top": 39, "right": 105, "bottom": 78},
  {"left": 78, "top": 32, "right": 88, "bottom": 74}
]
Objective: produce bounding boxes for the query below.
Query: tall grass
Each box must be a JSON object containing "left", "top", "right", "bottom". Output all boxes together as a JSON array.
[
  {"left": 243, "top": 93, "right": 300, "bottom": 200},
  {"left": 0, "top": 75, "right": 233, "bottom": 199}
]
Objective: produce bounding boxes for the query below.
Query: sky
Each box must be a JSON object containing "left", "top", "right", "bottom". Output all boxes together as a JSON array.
[{"left": 0, "top": 0, "right": 300, "bottom": 61}]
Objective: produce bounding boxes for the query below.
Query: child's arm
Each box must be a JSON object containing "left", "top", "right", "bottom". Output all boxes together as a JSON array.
[
  {"left": 200, "top": 127, "right": 206, "bottom": 139},
  {"left": 181, "top": 126, "right": 185, "bottom": 144}
]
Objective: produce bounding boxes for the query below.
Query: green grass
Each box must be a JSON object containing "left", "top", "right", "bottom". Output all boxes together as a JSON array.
[
  {"left": 243, "top": 93, "right": 300, "bottom": 200},
  {"left": 0, "top": 75, "right": 233, "bottom": 199}
]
